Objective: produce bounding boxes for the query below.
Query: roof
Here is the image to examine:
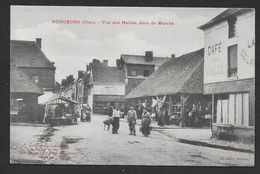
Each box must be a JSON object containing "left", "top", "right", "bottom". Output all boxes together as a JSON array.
[
  {"left": 10, "top": 40, "right": 55, "bottom": 68},
  {"left": 10, "top": 68, "right": 43, "bottom": 95},
  {"left": 198, "top": 8, "right": 254, "bottom": 30},
  {"left": 44, "top": 94, "right": 79, "bottom": 104},
  {"left": 124, "top": 49, "right": 204, "bottom": 99},
  {"left": 92, "top": 65, "right": 125, "bottom": 84},
  {"left": 121, "top": 54, "right": 171, "bottom": 66}
]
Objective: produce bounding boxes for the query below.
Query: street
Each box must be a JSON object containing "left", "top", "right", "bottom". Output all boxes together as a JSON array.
[{"left": 10, "top": 115, "right": 254, "bottom": 166}]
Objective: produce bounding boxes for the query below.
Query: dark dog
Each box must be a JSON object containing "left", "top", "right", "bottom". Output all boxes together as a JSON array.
[{"left": 103, "top": 117, "right": 113, "bottom": 131}]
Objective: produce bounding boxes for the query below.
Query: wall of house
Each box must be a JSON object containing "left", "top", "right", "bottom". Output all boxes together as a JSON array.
[
  {"left": 203, "top": 11, "right": 255, "bottom": 84},
  {"left": 76, "top": 80, "right": 84, "bottom": 103},
  {"left": 124, "top": 64, "right": 155, "bottom": 95},
  {"left": 203, "top": 10, "right": 255, "bottom": 143},
  {"left": 10, "top": 93, "right": 39, "bottom": 123},
  {"left": 93, "top": 83, "right": 125, "bottom": 96},
  {"left": 19, "top": 67, "right": 55, "bottom": 90},
  {"left": 87, "top": 85, "right": 94, "bottom": 111},
  {"left": 126, "top": 64, "right": 155, "bottom": 77}
]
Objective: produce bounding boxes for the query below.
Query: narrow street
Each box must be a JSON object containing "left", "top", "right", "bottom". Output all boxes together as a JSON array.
[{"left": 10, "top": 115, "right": 254, "bottom": 166}]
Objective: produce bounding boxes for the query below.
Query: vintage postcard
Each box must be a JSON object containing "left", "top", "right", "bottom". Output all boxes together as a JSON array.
[{"left": 10, "top": 6, "right": 255, "bottom": 166}]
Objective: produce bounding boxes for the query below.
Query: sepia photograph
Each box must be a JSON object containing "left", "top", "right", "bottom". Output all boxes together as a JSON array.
[{"left": 10, "top": 6, "right": 255, "bottom": 166}]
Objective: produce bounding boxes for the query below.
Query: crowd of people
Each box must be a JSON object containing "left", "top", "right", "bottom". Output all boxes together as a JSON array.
[{"left": 84, "top": 101, "right": 209, "bottom": 137}]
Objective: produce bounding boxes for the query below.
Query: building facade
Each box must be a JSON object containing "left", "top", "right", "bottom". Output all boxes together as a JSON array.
[
  {"left": 10, "top": 38, "right": 56, "bottom": 104},
  {"left": 10, "top": 67, "right": 43, "bottom": 123},
  {"left": 58, "top": 71, "right": 89, "bottom": 103},
  {"left": 86, "top": 59, "right": 125, "bottom": 114},
  {"left": 198, "top": 8, "right": 255, "bottom": 142},
  {"left": 10, "top": 38, "right": 56, "bottom": 123},
  {"left": 117, "top": 51, "right": 171, "bottom": 95}
]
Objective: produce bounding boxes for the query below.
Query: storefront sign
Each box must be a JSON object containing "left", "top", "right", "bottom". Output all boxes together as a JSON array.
[{"left": 93, "top": 95, "right": 124, "bottom": 101}]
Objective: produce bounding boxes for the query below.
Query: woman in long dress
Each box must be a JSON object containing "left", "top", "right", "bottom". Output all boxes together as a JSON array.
[{"left": 141, "top": 109, "right": 151, "bottom": 137}]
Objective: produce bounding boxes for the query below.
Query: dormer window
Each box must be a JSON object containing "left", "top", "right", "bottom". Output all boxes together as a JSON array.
[{"left": 228, "top": 15, "right": 237, "bottom": 38}]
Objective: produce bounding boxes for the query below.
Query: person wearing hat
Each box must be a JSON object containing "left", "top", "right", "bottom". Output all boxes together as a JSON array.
[{"left": 127, "top": 106, "right": 137, "bottom": 135}]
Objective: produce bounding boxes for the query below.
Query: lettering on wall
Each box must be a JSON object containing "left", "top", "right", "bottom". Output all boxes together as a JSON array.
[
  {"left": 241, "top": 38, "right": 255, "bottom": 66},
  {"left": 206, "top": 41, "right": 223, "bottom": 77},
  {"left": 207, "top": 41, "right": 222, "bottom": 56}
]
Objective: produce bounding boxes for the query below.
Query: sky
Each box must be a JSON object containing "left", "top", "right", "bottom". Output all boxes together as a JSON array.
[{"left": 10, "top": 6, "right": 226, "bottom": 83}]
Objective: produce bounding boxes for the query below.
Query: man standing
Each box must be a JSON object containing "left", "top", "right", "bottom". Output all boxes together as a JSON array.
[
  {"left": 85, "top": 104, "right": 92, "bottom": 122},
  {"left": 112, "top": 106, "right": 121, "bottom": 134},
  {"left": 127, "top": 106, "right": 137, "bottom": 135}
]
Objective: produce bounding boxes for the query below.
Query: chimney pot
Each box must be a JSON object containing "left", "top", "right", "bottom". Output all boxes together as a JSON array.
[
  {"left": 145, "top": 51, "right": 153, "bottom": 61},
  {"left": 36, "top": 38, "right": 42, "bottom": 49},
  {"left": 103, "top": 60, "right": 108, "bottom": 66},
  {"left": 171, "top": 54, "right": 175, "bottom": 58}
]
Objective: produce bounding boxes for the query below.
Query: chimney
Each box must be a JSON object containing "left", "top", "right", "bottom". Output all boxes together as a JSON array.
[
  {"left": 36, "top": 38, "right": 42, "bottom": 49},
  {"left": 78, "top": 71, "right": 84, "bottom": 79},
  {"left": 145, "top": 51, "right": 153, "bottom": 61},
  {"left": 103, "top": 60, "right": 108, "bottom": 66},
  {"left": 171, "top": 54, "right": 175, "bottom": 59}
]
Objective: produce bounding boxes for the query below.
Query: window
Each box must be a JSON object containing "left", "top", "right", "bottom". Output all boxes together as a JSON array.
[
  {"left": 129, "top": 70, "right": 137, "bottom": 76},
  {"left": 10, "top": 98, "right": 26, "bottom": 115},
  {"left": 32, "top": 75, "right": 39, "bottom": 84},
  {"left": 228, "top": 16, "right": 237, "bottom": 38},
  {"left": 216, "top": 93, "right": 250, "bottom": 126},
  {"left": 144, "top": 70, "right": 150, "bottom": 77},
  {"left": 228, "top": 44, "right": 238, "bottom": 77}
]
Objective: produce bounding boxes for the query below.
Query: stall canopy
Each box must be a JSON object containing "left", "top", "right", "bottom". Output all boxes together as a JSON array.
[
  {"left": 43, "top": 94, "right": 79, "bottom": 104},
  {"left": 124, "top": 48, "right": 204, "bottom": 99}
]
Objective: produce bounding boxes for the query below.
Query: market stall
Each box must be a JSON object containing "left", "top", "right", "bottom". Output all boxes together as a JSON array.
[{"left": 43, "top": 94, "right": 80, "bottom": 126}]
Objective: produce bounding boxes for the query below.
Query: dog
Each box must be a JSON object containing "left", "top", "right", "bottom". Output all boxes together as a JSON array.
[{"left": 103, "top": 117, "right": 113, "bottom": 131}]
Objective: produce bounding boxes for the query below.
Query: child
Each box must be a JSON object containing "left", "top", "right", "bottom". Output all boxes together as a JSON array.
[{"left": 103, "top": 117, "right": 113, "bottom": 131}]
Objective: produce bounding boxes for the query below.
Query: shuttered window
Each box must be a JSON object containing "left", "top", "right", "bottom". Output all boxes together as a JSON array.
[{"left": 216, "top": 93, "right": 249, "bottom": 126}]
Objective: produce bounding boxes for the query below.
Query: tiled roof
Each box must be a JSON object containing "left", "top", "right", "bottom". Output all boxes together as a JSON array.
[
  {"left": 92, "top": 65, "right": 125, "bottom": 84},
  {"left": 121, "top": 54, "right": 171, "bottom": 66},
  {"left": 124, "top": 49, "right": 204, "bottom": 99},
  {"left": 198, "top": 8, "right": 254, "bottom": 30},
  {"left": 10, "top": 40, "right": 55, "bottom": 68},
  {"left": 10, "top": 68, "right": 43, "bottom": 95}
]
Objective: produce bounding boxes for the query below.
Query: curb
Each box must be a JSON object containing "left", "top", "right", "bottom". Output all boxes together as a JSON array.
[
  {"left": 177, "top": 138, "right": 254, "bottom": 153},
  {"left": 157, "top": 130, "right": 254, "bottom": 154}
]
